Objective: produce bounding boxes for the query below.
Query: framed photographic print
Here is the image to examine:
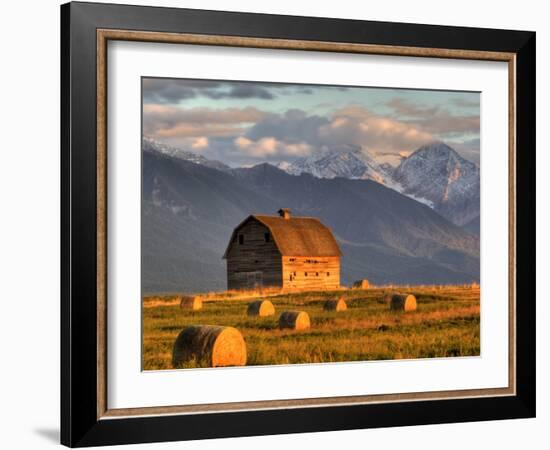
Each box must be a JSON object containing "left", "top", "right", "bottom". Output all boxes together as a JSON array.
[{"left": 60, "top": 1, "right": 536, "bottom": 447}]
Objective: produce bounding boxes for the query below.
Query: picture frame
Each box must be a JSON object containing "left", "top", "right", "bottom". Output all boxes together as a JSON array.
[{"left": 60, "top": 1, "right": 536, "bottom": 447}]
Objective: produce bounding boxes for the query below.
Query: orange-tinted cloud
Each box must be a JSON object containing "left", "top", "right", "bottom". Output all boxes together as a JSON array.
[
  {"left": 318, "top": 106, "right": 434, "bottom": 155},
  {"left": 386, "top": 98, "right": 480, "bottom": 136},
  {"left": 143, "top": 105, "right": 267, "bottom": 137},
  {"left": 234, "top": 136, "right": 312, "bottom": 158}
]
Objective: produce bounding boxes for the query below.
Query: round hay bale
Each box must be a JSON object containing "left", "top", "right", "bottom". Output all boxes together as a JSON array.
[
  {"left": 389, "top": 294, "right": 417, "bottom": 312},
  {"left": 353, "top": 279, "right": 370, "bottom": 289},
  {"left": 279, "top": 311, "right": 310, "bottom": 330},
  {"left": 179, "top": 295, "right": 202, "bottom": 311},
  {"left": 172, "top": 325, "right": 247, "bottom": 368},
  {"left": 323, "top": 298, "right": 347, "bottom": 312},
  {"left": 247, "top": 299, "right": 275, "bottom": 317}
]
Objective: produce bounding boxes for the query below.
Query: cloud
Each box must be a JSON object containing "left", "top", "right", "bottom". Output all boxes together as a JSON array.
[
  {"left": 247, "top": 105, "right": 434, "bottom": 155},
  {"left": 246, "top": 109, "right": 329, "bottom": 144},
  {"left": 234, "top": 136, "right": 312, "bottom": 158},
  {"left": 143, "top": 105, "right": 267, "bottom": 138},
  {"left": 386, "top": 98, "right": 439, "bottom": 117},
  {"left": 191, "top": 137, "right": 209, "bottom": 149},
  {"left": 229, "top": 105, "right": 435, "bottom": 162},
  {"left": 447, "top": 138, "right": 480, "bottom": 165},
  {"left": 386, "top": 98, "right": 480, "bottom": 137},
  {"left": 143, "top": 105, "right": 265, "bottom": 124},
  {"left": 142, "top": 78, "right": 321, "bottom": 103},
  {"left": 224, "top": 102, "right": 479, "bottom": 163},
  {"left": 452, "top": 98, "right": 480, "bottom": 108},
  {"left": 145, "top": 101, "right": 479, "bottom": 166},
  {"left": 143, "top": 79, "right": 276, "bottom": 103},
  {"left": 419, "top": 114, "right": 480, "bottom": 136},
  {"left": 204, "top": 84, "right": 275, "bottom": 100},
  {"left": 142, "top": 79, "right": 219, "bottom": 103},
  {"left": 317, "top": 106, "right": 434, "bottom": 155}
]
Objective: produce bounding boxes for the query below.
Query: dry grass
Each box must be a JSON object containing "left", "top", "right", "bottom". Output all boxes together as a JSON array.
[{"left": 143, "top": 285, "right": 480, "bottom": 370}]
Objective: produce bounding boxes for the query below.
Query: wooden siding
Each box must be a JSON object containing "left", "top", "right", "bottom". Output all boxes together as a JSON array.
[
  {"left": 226, "top": 219, "right": 282, "bottom": 290},
  {"left": 281, "top": 256, "right": 340, "bottom": 291}
]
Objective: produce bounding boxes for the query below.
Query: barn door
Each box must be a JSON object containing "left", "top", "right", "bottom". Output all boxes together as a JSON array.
[{"left": 247, "top": 271, "right": 263, "bottom": 288}]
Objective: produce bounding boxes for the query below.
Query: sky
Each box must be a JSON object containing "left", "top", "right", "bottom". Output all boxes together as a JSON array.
[{"left": 142, "top": 77, "right": 480, "bottom": 167}]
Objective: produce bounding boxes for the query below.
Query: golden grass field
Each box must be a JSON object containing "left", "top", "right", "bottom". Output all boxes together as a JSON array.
[{"left": 142, "top": 285, "right": 480, "bottom": 370}]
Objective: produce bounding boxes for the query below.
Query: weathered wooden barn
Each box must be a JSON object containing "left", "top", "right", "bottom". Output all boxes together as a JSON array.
[{"left": 223, "top": 209, "right": 342, "bottom": 291}]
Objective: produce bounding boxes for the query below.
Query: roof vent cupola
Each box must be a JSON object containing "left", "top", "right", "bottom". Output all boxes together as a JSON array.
[{"left": 278, "top": 208, "right": 291, "bottom": 219}]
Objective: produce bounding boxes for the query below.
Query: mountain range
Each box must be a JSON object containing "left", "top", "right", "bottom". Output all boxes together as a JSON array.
[
  {"left": 276, "top": 142, "right": 480, "bottom": 227},
  {"left": 277, "top": 144, "right": 391, "bottom": 185},
  {"left": 142, "top": 139, "right": 480, "bottom": 293}
]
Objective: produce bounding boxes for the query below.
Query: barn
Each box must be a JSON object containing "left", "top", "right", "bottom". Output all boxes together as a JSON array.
[{"left": 223, "top": 209, "right": 342, "bottom": 291}]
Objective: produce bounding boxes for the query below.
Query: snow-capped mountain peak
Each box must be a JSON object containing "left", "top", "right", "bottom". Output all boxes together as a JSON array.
[
  {"left": 391, "top": 142, "right": 480, "bottom": 226},
  {"left": 142, "top": 136, "right": 230, "bottom": 172},
  {"left": 280, "top": 145, "right": 390, "bottom": 184}
]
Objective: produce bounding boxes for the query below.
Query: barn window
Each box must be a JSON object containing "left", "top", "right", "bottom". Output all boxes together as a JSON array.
[
  {"left": 327, "top": 272, "right": 330, "bottom": 277},
  {"left": 305, "top": 272, "right": 308, "bottom": 277},
  {"left": 238, "top": 234, "right": 244, "bottom": 245},
  {"left": 264, "top": 232, "right": 270, "bottom": 242},
  {"left": 316, "top": 272, "right": 319, "bottom": 276}
]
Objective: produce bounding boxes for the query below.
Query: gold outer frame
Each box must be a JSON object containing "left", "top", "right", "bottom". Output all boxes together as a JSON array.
[{"left": 96, "top": 29, "right": 516, "bottom": 420}]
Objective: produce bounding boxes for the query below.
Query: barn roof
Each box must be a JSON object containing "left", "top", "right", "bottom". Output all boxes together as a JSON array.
[{"left": 223, "top": 213, "right": 342, "bottom": 258}]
